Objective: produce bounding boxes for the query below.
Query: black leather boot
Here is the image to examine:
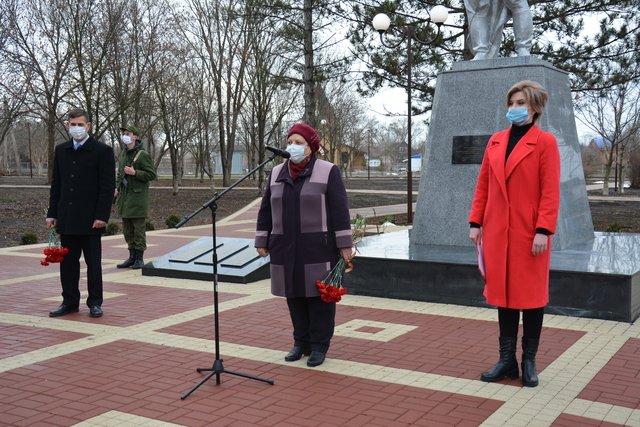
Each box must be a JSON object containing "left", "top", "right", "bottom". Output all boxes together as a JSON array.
[
  {"left": 117, "top": 249, "right": 135, "bottom": 268},
  {"left": 521, "top": 337, "right": 540, "bottom": 387},
  {"left": 480, "top": 336, "right": 519, "bottom": 382},
  {"left": 284, "top": 344, "right": 310, "bottom": 362},
  {"left": 131, "top": 250, "right": 145, "bottom": 269},
  {"left": 306, "top": 351, "right": 326, "bottom": 367}
]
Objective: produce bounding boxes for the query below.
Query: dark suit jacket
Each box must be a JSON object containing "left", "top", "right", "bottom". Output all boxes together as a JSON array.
[{"left": 47, "top": 137, "right": 116, "bottom": 235}]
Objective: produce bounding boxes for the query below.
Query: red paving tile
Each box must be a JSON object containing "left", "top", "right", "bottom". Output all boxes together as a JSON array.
[
  {"left": 160, "top": 299, "right": 585, "bottom": 381},
  {"left": 0, "top": 252, "right": 51, "bottom": 280},
  {"left": 579, "top": 337, "right": 640, "bottom": 410},
  {"left": 552, "top": 414, "right": 625, "bottom": 426},
  {"left": 0, "top": 280, "right": 244, "bottom": 326},
  {"left": 0, "top": 324, "right": 88, "bottom": 359},
  {"left": 0, "top": 341, "right": 503, "bottom": 426}
]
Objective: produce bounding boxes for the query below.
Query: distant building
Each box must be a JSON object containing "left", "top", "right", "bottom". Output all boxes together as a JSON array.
[
  {"left": 401, "top": 154, "right": 422, "bottom": 172},
  {"left": 589, "top": 136, "right": 612, "bottom": 152}
]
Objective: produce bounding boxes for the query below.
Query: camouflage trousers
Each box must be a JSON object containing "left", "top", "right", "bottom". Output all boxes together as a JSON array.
[{"left": 122, "top": 217, "right": 147, "bottom": 251}]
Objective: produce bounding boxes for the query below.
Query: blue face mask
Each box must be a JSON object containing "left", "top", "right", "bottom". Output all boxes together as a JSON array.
[
  {"left": 69, "top": 125, "right": 88, "bottom": 141},
  {"left": 506, "top": 107, "right": 530, "bottom": 125},
  {"left": 286, "top": 144, "right": 307, "bottom": 164}
]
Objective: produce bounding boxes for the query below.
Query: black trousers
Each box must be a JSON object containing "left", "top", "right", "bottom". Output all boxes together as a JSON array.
[
  {"left": 498, "top": 307, "right": 545, "bottom": 339},
  {"left": 286, "top": 297, "right": 336, "bottom": 353},
  {"left": 60, "top": 234, "right": 103, "bottom": 308}
]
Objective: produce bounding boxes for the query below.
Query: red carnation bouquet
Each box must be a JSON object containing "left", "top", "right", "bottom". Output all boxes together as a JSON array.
[
  {"left": 41, "top": 227, "right": 69, "bottom": 266},
  {"left": 315, "top": 215, "right": 366, "bottom": 303}
]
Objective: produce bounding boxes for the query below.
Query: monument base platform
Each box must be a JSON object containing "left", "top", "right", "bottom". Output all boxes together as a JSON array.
[
  {"left": 344, "top": 230, "right": 640, "bottom": 323},
  {"left": 142, "top": 237, "right": 270, "bottom": 284}
]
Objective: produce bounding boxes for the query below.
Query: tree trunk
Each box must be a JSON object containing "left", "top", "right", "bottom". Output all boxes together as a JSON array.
[
  {"left": 302, "top": 0, "right": 316, "bottom": 127},
  {"left": 46, "top": 110, "right": 57, "bottom": 184},
  {"left": 602, "top": 163, "right": 611, "bottom": 196},
  {"left": 10, "top": 132, "right": 21, "bottom": 176}
]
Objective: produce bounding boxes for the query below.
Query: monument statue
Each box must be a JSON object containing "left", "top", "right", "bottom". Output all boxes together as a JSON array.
[{"left": 464, "top": 0, "right": 533, "bottom": 60}]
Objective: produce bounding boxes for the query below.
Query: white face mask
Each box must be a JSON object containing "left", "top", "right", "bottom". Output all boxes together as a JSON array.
[
  {"left": 69, "top": 125, "right": 87, "bottom": 141},
  {"left": 122, "top": 135, "right": 133, "bottom": 145},
  {"left": 286, "top": 144, "right": 307, "bottom": 164}
]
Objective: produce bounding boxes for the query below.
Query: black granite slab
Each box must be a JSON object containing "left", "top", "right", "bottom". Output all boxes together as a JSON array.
[
  {"left": 141, "top": 237, "right": 270, "bottom": 284},
  {"left": 344, "top": 230, "right": 640, "bottom": 323}
]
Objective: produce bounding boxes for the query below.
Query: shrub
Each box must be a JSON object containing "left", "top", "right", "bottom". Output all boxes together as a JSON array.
[
  {"left": 351, "top": 214, "right": 365, "bottom": 224},
  {"left": 20, "top": 232, "right": 38, "bottom": 245},
  {"left": 379, "top": 215, "right": 395, "bottom": 225},
  {"left": 105, "top": 222, "right": 120, "bottom": 236},
  {"left": 606, "top": 223, "right": 622, "bottom": 232},
  {"left": 165, "top": 214, "right": 181, "bottom": 228},
  {"left": 145, "top": 220, "right": 155, "bottom": 231}
]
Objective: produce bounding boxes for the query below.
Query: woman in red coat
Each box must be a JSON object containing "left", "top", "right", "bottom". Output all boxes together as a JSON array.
[{"left": 468, "top": 80, "right": 560, "bottom": 387}]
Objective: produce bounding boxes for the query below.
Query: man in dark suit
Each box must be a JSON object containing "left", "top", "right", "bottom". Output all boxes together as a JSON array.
[{"left": 46, "top": 108, "right": 116, "bottom": 318}]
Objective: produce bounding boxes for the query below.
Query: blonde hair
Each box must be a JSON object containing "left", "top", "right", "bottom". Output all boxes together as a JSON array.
[{"left": 507, "top": 80, "right": 548, "bottom": 123}]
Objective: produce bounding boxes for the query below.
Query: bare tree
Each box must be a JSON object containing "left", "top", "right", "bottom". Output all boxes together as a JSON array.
[
  {"left": 181, "top": 0, "right": 253, "bottom": 186},
  {"left": 316, "top": 81, "right": 368, "bottom": 177},
  {"left": 243, "top": 2, "right": 301, "bottom": 192},
  {"left": 187, "top": 67, "right": 218, "bottom": 187},
  {"left": 576, "top": 81, "right": 640, "bottom": 194},
  {"left": 147, "top": 5, "right": 198, "bottom": 194},
  {"left": 1, "top": 0, "right": 76, "bottom": 183}
]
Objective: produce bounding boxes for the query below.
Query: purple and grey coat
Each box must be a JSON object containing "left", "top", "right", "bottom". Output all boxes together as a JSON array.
[{"left": 255, "top": 156, "right": 352, "bottom": 298}]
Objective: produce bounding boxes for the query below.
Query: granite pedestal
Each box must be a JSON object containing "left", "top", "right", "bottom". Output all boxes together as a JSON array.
[
  {"left": 365, "top": 57, "right": 639, "bottom": 322},
  {"left": 412, "top": 57, "right": 594, "bottom": 250},
  {"left": 345, "top": 230, "right": 640, "bottom": 322}
]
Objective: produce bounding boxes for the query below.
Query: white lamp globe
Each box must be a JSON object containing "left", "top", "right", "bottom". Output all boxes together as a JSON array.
[
  {"left": 429, "top": 5, "right": 449, "bottom": 24},
  {"left": 372, "top": 13, "right": 391, "bottom": 32}
]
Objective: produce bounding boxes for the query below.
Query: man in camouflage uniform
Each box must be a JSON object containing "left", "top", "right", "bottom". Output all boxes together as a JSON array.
[{"left": 115, "top": 125, "right": 157, "bottom": 269}]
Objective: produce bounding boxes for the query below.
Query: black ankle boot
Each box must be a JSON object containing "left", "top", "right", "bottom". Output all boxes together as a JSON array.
[
  {"left": 284, "top": 345, "right": 310, "bottom": 362},
  {"left": 521, "top": 337, "right": 540, "bottom": 387},
  {"left": 117, "top": 249, "right": 135, "bottom": 268},
  {"left": 306, "top": 351, "right": 326, "bottom": 367},
  {"left": 481, "top": 336, "right": 519, "bottom": 382},
  {"left": 131, "top": 250, "right": 145, "bottom": 269}
]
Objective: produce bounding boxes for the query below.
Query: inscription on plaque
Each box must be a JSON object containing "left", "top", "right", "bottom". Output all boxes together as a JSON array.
[{"left": 452, "top": 135, "right": 491, "bottom": 164}]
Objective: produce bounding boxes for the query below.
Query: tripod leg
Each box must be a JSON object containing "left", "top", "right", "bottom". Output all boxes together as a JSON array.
[
  {"left": 224, "top": 368, "right": 275, "bottom": 385},
  {"left": 180, "top": 370, "right": 218, "bottom": 400}
]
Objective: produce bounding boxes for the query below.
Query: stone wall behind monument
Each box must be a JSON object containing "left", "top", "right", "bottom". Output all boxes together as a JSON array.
[{"left": 410, "top": 57, "right": 594, "bottom": 250}]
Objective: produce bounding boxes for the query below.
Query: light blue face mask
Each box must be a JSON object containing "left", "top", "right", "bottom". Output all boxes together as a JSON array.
[
  {"left": 506, "top": 107, "right": 530, "bottom": 125},
  {"left": 286, "top": 144, "right": 307, "bottom": 164},
  {"left": 69, "top": 125, "right": 87, "bottom": 140}
]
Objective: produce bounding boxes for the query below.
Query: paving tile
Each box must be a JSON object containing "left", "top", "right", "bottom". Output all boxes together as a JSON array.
[
  {"left": 0, "top": 324, "right": 88, "bottom": 359},
  {"left": 1, "top": 205, "right": 640, "bottom": 427},
  {"left": 159, "top": 299, "right": 584, "bottom": 381},
  {"left": 579, "top": 338, "right": 640, "bottom": 410}
]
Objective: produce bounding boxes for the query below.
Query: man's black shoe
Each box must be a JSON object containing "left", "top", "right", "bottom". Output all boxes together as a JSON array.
[
  {"left": 89, "top": 305, "right": 103, "bottom": 318},
  {"left": 49, "top": 304, "right": 79, "bottom": 317}
]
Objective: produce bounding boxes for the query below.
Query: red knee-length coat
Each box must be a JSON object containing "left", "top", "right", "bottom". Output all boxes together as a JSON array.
[{"left": 468, "top": 125, "right": 560, "bottom": 309}]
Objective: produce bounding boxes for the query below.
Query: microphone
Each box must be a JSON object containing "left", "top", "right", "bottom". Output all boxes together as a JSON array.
[{"left": 265, "top": 145, "right": 291, "bottom": 159}]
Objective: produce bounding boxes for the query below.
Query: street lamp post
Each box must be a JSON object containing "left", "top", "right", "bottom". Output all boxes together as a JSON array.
[{"left": 372, "top": 6, "right": 448, "bottom": 224}]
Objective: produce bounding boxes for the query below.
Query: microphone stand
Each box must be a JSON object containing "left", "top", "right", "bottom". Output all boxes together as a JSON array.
[{"left": 178, "top": 152, "right": 279, "bottom": 400}]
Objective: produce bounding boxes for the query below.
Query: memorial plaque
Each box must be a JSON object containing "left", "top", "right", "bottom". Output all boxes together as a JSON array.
[
  {"left": 451, "top": 135, "right": 491, "bottom": 164},
  {"left": 194, "top": 241, "right": 248, "bottom": 266}
]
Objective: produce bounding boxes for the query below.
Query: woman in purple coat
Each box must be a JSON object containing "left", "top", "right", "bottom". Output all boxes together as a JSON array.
[{"left": 255, "top": 123, "right": 353, "bottom": 367}]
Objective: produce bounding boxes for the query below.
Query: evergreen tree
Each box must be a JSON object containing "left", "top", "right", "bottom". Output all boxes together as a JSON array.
[{"left": 343, "top": 0, "right": 640, "bottom": 113}]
